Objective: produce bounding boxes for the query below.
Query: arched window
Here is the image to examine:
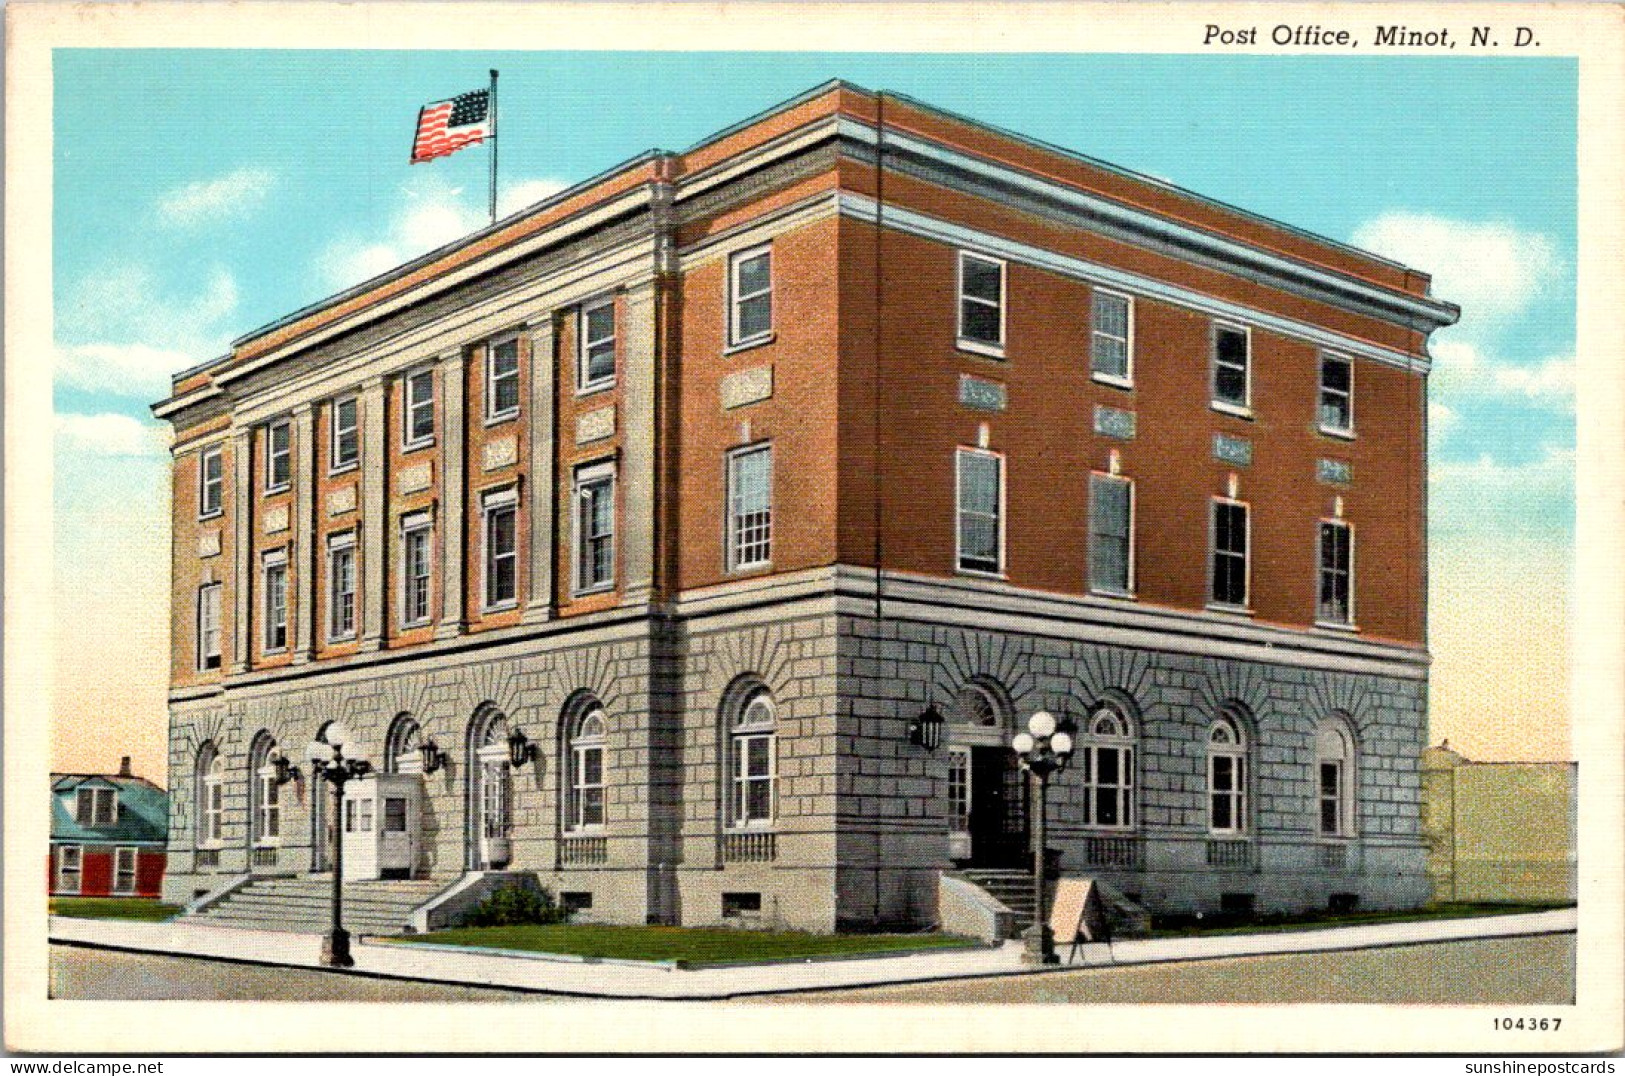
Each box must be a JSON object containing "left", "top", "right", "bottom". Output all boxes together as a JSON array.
[
  {"left": 196, "top": 742, "right": 223, "bottom": 848},
  {"left": 1316, "top": 719, "right": 1356, "bottom": 837},
  {"left": 568, "top": 708, "right": 607, "bottom": 831},
  {"left": 953, "top": 684, "right": 1000, "bottom": 728},
  {"left": 386, "top": 714, "right": 422, "bottom": 775},
  {"left": 248, "top": 732, "right": 280, "bottom": 846},
  {"left": 730, "top": 688, "right": 776, "bottom": 827},
  {"left": 1080, "top": 705, "right": 1136, "bottom": 829},
  {"left": 1207, "top": 713, "right": 1249, "bottom": 835}
]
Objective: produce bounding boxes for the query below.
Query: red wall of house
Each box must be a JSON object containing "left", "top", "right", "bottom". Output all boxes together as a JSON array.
[{"left": 48, "top": 847, "right": 166, "bottom": 899}]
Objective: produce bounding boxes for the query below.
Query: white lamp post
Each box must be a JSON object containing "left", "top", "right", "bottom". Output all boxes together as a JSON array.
[
  {"left": 306, "top": 723, "right": 371, "bottom": 968},
  {"left": 1011, "top": 709, "right": 1075, "bottom": 965}
]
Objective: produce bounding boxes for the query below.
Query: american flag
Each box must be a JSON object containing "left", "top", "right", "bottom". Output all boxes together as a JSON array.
[{"left": 410, "top": 88, "right": 492, "bottom": 164}]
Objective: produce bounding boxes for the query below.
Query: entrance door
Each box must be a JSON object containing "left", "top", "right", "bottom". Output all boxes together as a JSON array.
[
  {"left": 969, "top": 746, "right": 1029, "bottom": 867},
  {"left": 475, "top": 746, "right": 512, "bottom": 869},
  {"left": 376, "top": 773, "right": 422, "bottom": 879},
  {"left": 948, "top": 747, "right": 973, "bottom": 861}
]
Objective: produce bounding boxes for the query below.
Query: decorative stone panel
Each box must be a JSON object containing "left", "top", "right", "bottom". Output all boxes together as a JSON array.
[
  {"left": 957, "top": 375, "right": 1006, "bottom": 413},
  {"left": 198, "top": 531, "right": 221, "bottom": 558},
  {"left": 326, "top": 485, "right": 357, "bottom": 517},
  {"left": 482, "top": 435, "right": 519, "bottom": 472},
  {"left": 399, "top": 461, "right": 433, "bottom": 494},
  {"left": 1318, "top": 458, "right": 1353, "bottom": 485},
  {"left": 1094, "top": 405, "right": 1136, "bottom": 440},
  {"left": 575, "top": 406, "right": 616, "bottom": 445},
  {"left": 721, "top": 365, "right": 773, "bottom": 410},
  {"left": 262, "top": 504, "right": 289, "bottom": 534},
  {"left": 1213, "top": 433, "right": 1253, "bottom": 467}
]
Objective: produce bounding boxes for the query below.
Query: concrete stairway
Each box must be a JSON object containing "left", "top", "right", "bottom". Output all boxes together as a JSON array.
[
  {"left": 190, "top": 876, "right": 448, "bottom": 936},
  {"left": 954, "top": 868, "right": 1040, "bottom": 937}
]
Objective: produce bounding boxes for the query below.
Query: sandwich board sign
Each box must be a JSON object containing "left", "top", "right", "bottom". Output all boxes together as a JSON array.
[{"left": 1049, "top": 877, "right": 1109, "bottom": 964}]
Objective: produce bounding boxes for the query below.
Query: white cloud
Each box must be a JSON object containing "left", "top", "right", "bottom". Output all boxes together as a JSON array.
[
  {"left": 1350, "top": 213, "right": 1563, "bottom": 328},
  {"left": 156, "top": 167, "right": 275, "bottom": 227},
  {"left": 54, "top": 412, "right": 168, "bottom": 458},
  {"left": 499, "top": 177, "right": 569, "bottom": 216},
  {"left": 56, "top": 266, "right": 239, "bottom": 397},
  {"left": 1430, "top": 443, "right": 1574, "bottom": 536},
  {"left": 55, "top": 342, "right": 200, "bottom": 398},
  {"left": 1429, "top": 400, "right": 1459, "bottom": 440},
  {"left": 1431, "top": 338, "right": 1575, "bottom": 411}
]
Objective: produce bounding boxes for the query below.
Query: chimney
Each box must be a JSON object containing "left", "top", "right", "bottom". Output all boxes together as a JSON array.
[{"left": 119, "top": 756, "right": 133, "bottom": 778}]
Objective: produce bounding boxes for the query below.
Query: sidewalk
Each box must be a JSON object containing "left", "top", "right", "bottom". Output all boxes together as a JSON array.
[{"left": 47, "top": 907, "right": 1576, "bottom": 1000}]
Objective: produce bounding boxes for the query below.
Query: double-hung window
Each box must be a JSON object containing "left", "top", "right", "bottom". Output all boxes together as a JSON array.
[
  {"left": 1090, "top": 291, "right": 1133, "bottom": 385},
  {"left": 330, "top": 396, "right": 359, "bottom": 471},
  {"left": 574, "top": 463, "right": 616, "bottom": 594},
  {"left": 57, "top": 846, "right": 82, "bottom": 894},
  {"left": 401, "top": 512, "right": 433, "bottom": 627},
  {"left": 327, "top": 532, "right": 356, "bottom": 641},
  {"left": 1212, "top": 324, "right": 1251, "bottom": 412},
  {"left": 198, "top": 749, "right": 224, "bottom": 847},
  {"left": 265, "top": 420, "right": 291, "bottom": 492},
  {"left": 1207, "top": 716, "right": 1248, "bottom": 835},
  {"left": 957, "top": 251, "right": 1005, "bottom": 354},
  {"left": 114, "top": 847, "right": 138, "bottom": 894},
  {"left": 76, "top": 787, "right": 116, "bottom": 827},
  {"left": 404, "top": 369, "right": 435, "bottom": 448},
  {"left": 262, "top": 550, "right": 288, "bottom": 653},
  {"left": 730, "top": 691, "right": 776, "bottom": 827},
  {"left": 568, "top": 710, "right": 607, "bottom": 830},
  {"left": 956, "top": 449, "right": 1003, "bottom": 575},
  {"left": 1319, "top": 354, "right": 1353, "bottom": 435},
  {"left": 1318, "top": 520, "right": 1354, "bottom": 626},
  {"left": 1080, "top": 708, "right": 1135, "bottom": 829},
  {"left": 199, "top": 445, "right": 224, "bottom": 518},
  {"left": 727, "top": 444, "right": 773, "bottom": 571},
  {"left": 1317, "top": 721, "right": 1355, "bottom": 837},
  {"left": 1209, "top": 498, "right": 1250, "bottom": 609},
  {"left": 579, "top": 299, "right": 617, "bottom": 390},
  {"left": 482, "top": 489, "right": 518, "bottom": 610},
  {"left": 197, "top": 583, "right": 222, "bottom": 670},
  {"left": 1088, "top": 473, "right": 1134, "bottom": 596},
  {"left": 486, "top": 337, "right": 521, "bottom": 421},
  {"left": 728, "top": 246, "right": 773, "bottom": 347}
]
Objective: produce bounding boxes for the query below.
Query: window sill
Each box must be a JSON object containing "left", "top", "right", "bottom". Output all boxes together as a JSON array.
[
  {"left": 571, "top": 584, "right": 615, "bottom": 599},
  {"left": 328, "top": 461, "right": 359, "bottom": 477},
  {"left": 956, "top": 338, "right": 1005, "bottom": 361},
  {"left": 728, "top": 560, "right": 773, "bottom": 576},
  {"left": 327, "top": 633, "right": 357, "bottom": 645},
  {"left": 728, "top": 821, "right": 777, "bottom": 832},
  {"left": 564, "top": 826, "right": 606, "bottom": 836},
  {"left": 1089, "top": 587, "right": 1137, "bottom": 602},
  {"left": 1317, "top": 425, "right": 1356, "bottom": 441},
  {"left": 724, "top": 332, "right": 775, "bottom": 356},
  {"left": 483, "top": 410, "right": 520, "bottom": 428},
  {"left": 1207, "top": 832, "right": 1252, "bottom": 840},
  {"left": 265, "top": 483, "right": 291, "bottom": 496},
  {"left": 1210, "top": 401, "right": 1254, "bottom": 421},
  {"left": 481, "top": 601, "right": 519, "bottom": 615},
  {"left": 262, "top": 646, "right": 288, "bottom": 657},
  {"left": 401, "top": 437, "right": 436, "bottom": 454},
  {"left": 399, "top": 619, "right": 432, "bottom": 632},
  {"left": 197, "top": 509, "right": 223, "bottom": 522},
  {"left": 956, "top": 566, "right": 1007, "bottom": 581},
  {"left": 1314, "top": 619, "right": 1360, "bottom": 633},
  {"left": 575, "top": 379, "right": 617, "bottom": 398},
  {"left": 1091, "top": 372, "right": 1134, "bottom": 392},
  {"left": 1205, "top": 603, "right": 1255, "bottom": 618}
]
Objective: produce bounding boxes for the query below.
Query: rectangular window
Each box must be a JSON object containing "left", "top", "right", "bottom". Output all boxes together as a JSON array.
[
  {"left": 1088, "top": 473, "right": 1134, "bottom": 596},
  {"left": 572, "top": 744, "right": 605, "bottom": 829},
  {"left": 732, "top": 732, "right": 775, "bottom": 825},
  {"left": 1082, "top": 744, "right": 1135, "bottom": 829},
  {"left": 265, "top": 420, "right": 291, "bottom": 492},
  {"left": 75, "top": 787, "right": 116, "bottom": 827},
  {"left": 114, "top": 847, "right": 138, "bottom": 894},
  {"left": 383, "top": 797, "right": 408, "bottom": 833},
  {"left": 401, "top": 514, "right": 433, "bottom": 627},
  {"left": 404, "top": 369, "right": 435, "bottom": 447},
  {"left": 1318, "top": 520, "right": 1354, "bottom": 625},
  {"left": 1210, "top": 499, "right": 1250, "bottom": 608},
  {"left": 1319, "top": 761, "right": 1344, "bottom": 836},
  {"left": 262, "top": 551, "right": 288, "bottom": 652},
  {"left": 728, "top": 246, "right": 773, "bottom": 346},
  {"left": 327, "top": 534, "right": 356, "bottom": 641},
  {"left": 574, "top": 464, "right": 616, "bottom": 594},
  {"left": 727, "top": 445, "right": 773, "bottom": 570},
  {"left": 197, "top": 583, "right": 222, "bottom": 670},
  {"left": 956, "top": 449, "right": 1003, "bottom": 575},
  {"left": 957, "top": 251, "right": 1005, "bottom": 353},
  {"left": 1212, "top": 324, "right": 1251, "bottom": 411},
  {"left": 199, "top": 445, "right": 224, "bottom": 518},
  {"left": 330, "top": 396, "right": 359, "bottom": 470},
  {"left": 256, "top": 770, "right": 280, "bottom": 843},
  {"left": 345, "top": 798, "right": 374, "bottom": 833},
  {"left": 947, "top": 748, "right": 971, "bottom": 832},
  {"left": 57, "top": 846, "right": 82, "bottom": 894},
  {"left": 579, "top": 299, "right": 617, "bottom": 389},
  {"left": 1319, "top": 354, "right": 1353, "bottom": 435},
  {"left": 486, "top": 337, "right": 521, "bottom": 420},
  {"left": 482, "top": 491, "right": 517, "bottom": 610},
  {"left": 1091, "top": 291, "right": 1133, "bottom": 384},
  {"left": 1209, "top": 754, "right": 1247, "bottom": 834}
]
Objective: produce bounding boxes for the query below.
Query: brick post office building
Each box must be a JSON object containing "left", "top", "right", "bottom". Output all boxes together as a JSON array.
[{"left": 154, "top": 81, "right": 1457, "bottom": 931}]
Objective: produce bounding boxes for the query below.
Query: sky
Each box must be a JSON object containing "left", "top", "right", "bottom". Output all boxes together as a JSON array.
[{"left": 50, "top": 51, "right": 1578, "bottom": 782}]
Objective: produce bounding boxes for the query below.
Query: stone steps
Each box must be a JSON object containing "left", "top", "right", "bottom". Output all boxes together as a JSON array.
[{"left": 189, "top": 876, "right": 452, "bottom": 936}]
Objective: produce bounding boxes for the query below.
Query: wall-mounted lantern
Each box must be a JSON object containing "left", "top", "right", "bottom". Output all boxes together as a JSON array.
[
  {"left": 418, "top": 739, "right": 447, "bottom": 775},
  {"left": 507, "top": 728, "right": 537, "bottom": 768},
  {"left": 908, "top": 705, "right": 946, "bottom": 751}
]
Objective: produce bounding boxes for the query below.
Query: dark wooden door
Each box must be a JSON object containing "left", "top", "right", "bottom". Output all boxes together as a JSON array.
[{"left": 970, "top": 747, "right": 1029, "bottom": 866}]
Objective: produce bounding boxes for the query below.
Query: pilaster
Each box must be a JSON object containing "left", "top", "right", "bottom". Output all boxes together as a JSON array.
[
  {"left": 435, "top": 352, "right": 467, "bottom": 640},
  {"left": 523, "top": 316, "right": 556, "bottom": 624},
  {"left": 228, "top": 427, "right": 253, "bottom": 675},
  {"left": 290, "top": 403, "right": 317, "bottom": 664},
  {"left": 620, "top": 279, "right": 658, "bottom": 605},
  {"left": 358, "top": 376, "right": 387, "bottom": 651}
]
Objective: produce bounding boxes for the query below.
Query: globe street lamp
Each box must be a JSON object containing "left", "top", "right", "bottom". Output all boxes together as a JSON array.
[
  {"left": 1012, "top": 710, "right": 1074, "bottom": 965},
  {"left": 306, "top": 722, "right": 371, "bottom": 968}
]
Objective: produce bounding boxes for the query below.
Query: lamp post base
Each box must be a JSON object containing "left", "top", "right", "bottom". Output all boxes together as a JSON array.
[
  {"left": 322, "top": 927, "right": 354, "bottom": 968},
  {"left": 1021, "top": 923, "right": 1059, "bottom": 965}
]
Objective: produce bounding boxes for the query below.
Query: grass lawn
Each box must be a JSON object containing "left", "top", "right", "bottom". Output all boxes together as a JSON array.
[
  {"left": 1150, "top": 901, "right": 1573, "bottom": 938},
  {"left": 392, "top": 924, "right": 981, "bottom": 966},
  {"left": 49, "top": 898, "right": 182, "bottom": 922}
]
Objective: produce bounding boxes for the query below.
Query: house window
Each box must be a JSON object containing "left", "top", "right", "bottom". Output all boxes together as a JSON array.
[
  {"left": 1091, "top": 291, "right": 1133, "bottom": 385},
  {"left": 956, "top": 449, "right": 1003, "bottom": 575},
  {"left": 1088, "top": 473, "right": 1134, "bottom": 596},
  {"left": 404, "top": 369, "right": 435, "bottom": 447},
  {"left": 957, "top": 251, "right": 1005, "bottom": 353},
  {"left": 197, "top": 583, "right": 222, "bottom": 670},
  {"left": 330, "top": 396, "right": 359, "bottom": 471},
  {"left": 568, "top": 709, "right": 607, "bottom": 830},
  {"left": 486, "top": 337, "right": 521, "bottom": 421},
  {"left": 327, "top": 533, "right": 356, "bottom": 641},
  {"left": 265, "top": 419, "right": 291, "bottom": 492},
  {"left": 1319, "top": 354, "right": 1353, "bottom": 435},
  {"left": 1080, "top": 707, "right": 1136, "bottom": 829},
  {"left": 727, "top": 444, "right": 773, "bottom": 571},
  {"left": 250, "top": 735, "right": 281, "bottom": 845},
  {"left": 262, "top": 551, "right": 288, "bottom": 653},
  {"left": 56, "top": 846, "right": 82, "bottom": 894},
  {"left": 401, "top": 513, "right": 433, "bottom": 627},
  {"left": 728, "top": 246, "right": 773, "bottom": 346},
  {"left": 574, "top": 463, "right": 616, "bottom": 594},
  {"left": 482, "top": 489, "right": 518, "bottom": 610},
  {"left": 75, "top": 787, "right": 116, "bottom": 827},
  {"left": 199, "top": 445, "right": 224, "bottom": 518},
  {"left": 580, "top": 299, "right": 617, "bottom": 390},
  {"left": 1317, "top": 720, "right": 1356, "bottom": 837},
  {"left": 197, "top": 744, "right": 224, "bottom": 848},
  {"left": 1207, "top": 714, "right": 1249, "bottom": 835},
  {"left": 1318, "top": 520, "right": 1354, "bottom": 625},
  {"left": 1210, "top": 498, "right": 1250, "bottom": 608},
  {"left": 730, "top": 689, "right": 776, "bottom": 827},
  {"left": 947, "top": 748, "right": 971, "bottom": 832},
  {"left": 114, "top": 847, "right": 138, "bottom": 894},
  {"left": 345, "top": 798, "right": 374, "bottom": 833},
  {"left": 1212, "top": 324, "right": 1251, "bottom": 411}
]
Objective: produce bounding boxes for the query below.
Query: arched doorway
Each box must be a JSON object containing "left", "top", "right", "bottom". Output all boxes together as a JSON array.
[
  {"left": 466, "top": 706, "right": 512, "bottom": 870},
  {"left": 945, "top": 682, "right": 1028, "bottom": 868}
]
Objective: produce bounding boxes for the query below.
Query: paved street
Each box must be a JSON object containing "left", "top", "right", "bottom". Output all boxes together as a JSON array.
[{"left": 50, "top": 933, "right": 1572, "bottom": 1004}]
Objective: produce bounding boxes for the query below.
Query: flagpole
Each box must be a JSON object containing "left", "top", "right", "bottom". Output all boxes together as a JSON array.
[{"left": 488, "top": 69, "right": 499, "bottom": 224}]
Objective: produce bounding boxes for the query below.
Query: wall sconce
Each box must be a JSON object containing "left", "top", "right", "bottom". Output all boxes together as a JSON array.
[
  {"left": 418, "top": 739, "right": 447, "bottom": 775},
  {"left": 908, "top": 704, "right": 946, "bottom": 751},
  {"left": 507, "top": 728, "right": 537, "bottom": 768},
  {"left": 270, "top": 750, "right": 298, "bottom": 786}
]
